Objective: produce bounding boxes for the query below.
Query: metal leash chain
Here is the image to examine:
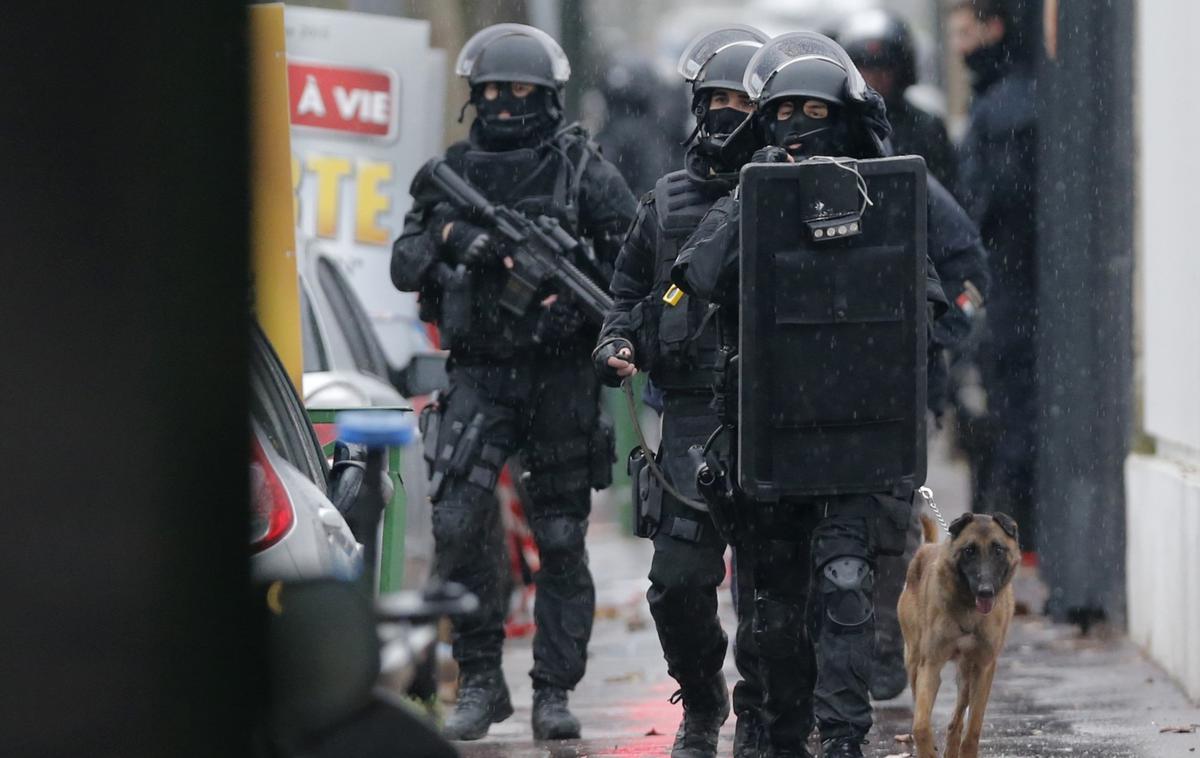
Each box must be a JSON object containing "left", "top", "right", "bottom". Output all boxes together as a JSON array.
[
  {"left": 918, "top": 485, "right": 951, "bottom": 535},
  {"left": 621, "top": 379, "right": 710, "bottom": 510}
]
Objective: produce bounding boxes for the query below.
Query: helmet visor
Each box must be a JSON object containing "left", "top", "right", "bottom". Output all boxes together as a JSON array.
[
  {"left": 744, "top": 32, "right": 867, "bottom": 103},
  {"left": 455, "top": 23, "right": 571, "bottom": 85},
  {"left": 676, "top": 24, "right": 769, "bottom": 82}
]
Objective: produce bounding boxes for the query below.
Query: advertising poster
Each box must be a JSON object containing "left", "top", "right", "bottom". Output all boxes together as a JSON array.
[{"left": 284, "top": 7, "right": 445, "bottom": 367}]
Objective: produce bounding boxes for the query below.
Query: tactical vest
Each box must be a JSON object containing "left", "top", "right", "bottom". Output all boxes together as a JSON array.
[
  {"left": 644, "top": 170, "right": 723, "bottom": 391},
  {"left": 440, "top": 128, "right": 595, "bottom": 358}
]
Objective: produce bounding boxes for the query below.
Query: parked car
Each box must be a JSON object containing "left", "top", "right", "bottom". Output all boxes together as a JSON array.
[
  {"left": 297, "top": 244, "right": 446, "bottom": 588},
  {"left": 249, "top": 322, "right": 362, "bottom": 582}
]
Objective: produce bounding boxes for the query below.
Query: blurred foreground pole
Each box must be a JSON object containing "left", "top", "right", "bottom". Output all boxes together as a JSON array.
[
  {"left": 1035, "top": 0, "right": 1133, "bottom": 625},
  {"left": 249, "top": 3, "right": 303, "bottom": 391},
  {"left": 0, "top": 5, "right": 252, "bottom": 758}
]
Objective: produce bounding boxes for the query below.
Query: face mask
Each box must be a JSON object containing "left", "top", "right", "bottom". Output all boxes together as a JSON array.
[
  {"left": 474, "top": 85, "right": 552, "bottom": 144},
  {"left": 703, "top": 106, "right": 749, "bottom": 140},
  {"left": 764, "top": 101, "right": 851, "bottom": 159}
]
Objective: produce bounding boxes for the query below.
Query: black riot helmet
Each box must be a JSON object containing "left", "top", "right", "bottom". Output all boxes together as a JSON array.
[
  {"left": 743, "top": 31, "right": 889, "bottom": 159},
  {"left": 676, "top": 25, "right": 768, "bottom": 159},
  {"left": 455, "top": 24, "right": 571, "bottom": 144},
  {"left": 838, "top": 8, "right": 918, "bottom": 94}
]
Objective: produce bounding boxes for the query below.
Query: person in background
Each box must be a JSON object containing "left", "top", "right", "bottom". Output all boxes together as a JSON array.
[
  {"left": 949, "top": 0, "right": 1039, "bottom": 550},
  {"left": 838, "top": 7, "right": 958, "bottom": 192},
  {"left": 596, "top": 54, "right": 677, "bottom": 196}
]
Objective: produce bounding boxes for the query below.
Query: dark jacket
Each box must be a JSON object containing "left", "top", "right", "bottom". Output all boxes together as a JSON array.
[
  {"left": 391, "top": 123, "right": 636, "bottom": 362},
  {"left": 957, "top": 51, "right": 1036, "bottom": 319},
  {"left": 886, "top": 95, "right": 958, "bottom": 195},
  {"left": 596, "top": 147, "right": 737, "bottom": 391}
]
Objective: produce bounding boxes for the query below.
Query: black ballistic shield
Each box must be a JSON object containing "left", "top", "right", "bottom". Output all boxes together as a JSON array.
[{"left": 737, "top": 157, "right": 927, "bottom": 500}]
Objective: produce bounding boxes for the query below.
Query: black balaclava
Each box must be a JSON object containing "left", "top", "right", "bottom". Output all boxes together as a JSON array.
[
  {"left": 471, "top": 84, "right": 558, "bottom": 148},
  {"left": 762, "top": 99, "right": 854, "bottom": 159},
  {"left": 686, "top": 102, "right": 756, "bottom": 183},
  {"left": 701, "top": 105, "right": 749, "bottom": 147}
]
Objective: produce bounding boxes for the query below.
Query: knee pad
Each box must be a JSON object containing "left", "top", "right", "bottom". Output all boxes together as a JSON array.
[
  {"left": 531, "top": 516, "right": 586, "bottom": 574},
  {"left": 753, "top": 595, "right": 806, "bottom": 659},
  {"left": 820, "top": 556, "right": 874, "bottom": 629},
  {"left": 431, "top": 499, "right": 489, "bottom": 548}
]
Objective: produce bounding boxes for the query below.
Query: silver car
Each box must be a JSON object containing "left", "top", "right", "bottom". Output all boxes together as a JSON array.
[
  {"left": 249, "top": 324, "right": 362, "bottom": 582},
  {"left": 297, "top": 245, "right": 446, "bottom": 588}
]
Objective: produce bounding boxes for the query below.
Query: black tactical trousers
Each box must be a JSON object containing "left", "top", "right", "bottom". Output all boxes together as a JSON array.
[
  {"left": 740, "top": 498, "right": 879, "bottom": 751},
  {"left": 426, "top": 354, "right": 613, "bottom": 690},
  {"left": 645, "top": 394, "right": 764, "bottom": 711}
]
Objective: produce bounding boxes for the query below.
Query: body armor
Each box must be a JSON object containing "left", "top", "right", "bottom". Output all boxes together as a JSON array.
[
  {"left": 643, "top": 170, "right": 724, "bottom": 391},
  {"left": 433, "top": 129, "right": 595, "bottom": 358}
]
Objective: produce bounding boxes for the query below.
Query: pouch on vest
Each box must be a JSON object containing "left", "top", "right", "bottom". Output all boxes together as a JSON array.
[{"left": 628, "top": 446, "right": 663, "bottom": 538}]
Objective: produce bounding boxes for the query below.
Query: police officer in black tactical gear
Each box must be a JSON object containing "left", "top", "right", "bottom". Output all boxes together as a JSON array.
[
  {"left": 390, "top": 24, "right": 636, "bottom": 742},
  {"left": 670, "top": 32, "right": 987, "bottom": 758},
  {"left": 838, "top": 8, "right": 958, "bottom": 192},
  {"left": 593, "top": 25, "right": 769, "bottom": 758}
]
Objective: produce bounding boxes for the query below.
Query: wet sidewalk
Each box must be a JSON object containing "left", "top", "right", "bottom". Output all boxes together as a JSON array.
[
  {"left": 453, "top": 522, "right": 1199, "bottom": 758},
  {"left": 454, "top": 432, "right": 1200, "bottom": 757}
]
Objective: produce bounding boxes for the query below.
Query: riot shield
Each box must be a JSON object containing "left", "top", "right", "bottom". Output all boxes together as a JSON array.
[{"left": 737, "top": 156, "right": 927, "bottom": 500}]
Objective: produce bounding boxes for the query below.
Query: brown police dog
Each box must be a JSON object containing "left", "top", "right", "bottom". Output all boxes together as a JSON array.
[{"left": 898, "top": 511, "right": 1020, "bottom": 758}]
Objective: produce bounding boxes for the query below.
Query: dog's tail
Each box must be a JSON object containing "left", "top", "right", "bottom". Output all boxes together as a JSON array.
[{"left": 920, "top": 513, "right": 939, "bottom": 543}]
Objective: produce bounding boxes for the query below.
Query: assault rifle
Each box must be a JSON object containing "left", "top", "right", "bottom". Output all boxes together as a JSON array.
[{"left": 416, "top": 157, "right": 614, "bottom": 327}]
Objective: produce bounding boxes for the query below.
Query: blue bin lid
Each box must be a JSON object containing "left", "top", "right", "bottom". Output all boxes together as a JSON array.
[{"left": 335, "top": 409, "right": 415, "bottom": 447}]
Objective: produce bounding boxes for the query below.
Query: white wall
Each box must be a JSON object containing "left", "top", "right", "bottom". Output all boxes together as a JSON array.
[
  {"left": 1138, "top": 0, "right": 1200, "bottom": 451},
  {"left": 1128, "top": 0, "right": 1200, "bottom": 702}
]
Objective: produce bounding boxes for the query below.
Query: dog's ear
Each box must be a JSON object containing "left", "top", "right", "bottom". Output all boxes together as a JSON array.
[
  {"left": 991, "top": 512, "right": 1019, "bottom": 544},
  {"left": 948, "top": 512, "right": 975, "bottom": 539}
]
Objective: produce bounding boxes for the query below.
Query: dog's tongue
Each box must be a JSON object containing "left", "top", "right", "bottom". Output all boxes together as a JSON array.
[{"left": 975, "top": 596, "right": 995, "bottom": 615}]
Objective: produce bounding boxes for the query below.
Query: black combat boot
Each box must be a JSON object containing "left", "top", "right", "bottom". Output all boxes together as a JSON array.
[
  {"left": 670, "top": 673, "right": 731, "bottom": 758},
  {"left": 531, "top": 684, "right": 581, "bottom": 740},
  {"left": 820, "top": 736, "right": 865, "bottom": 757},
  {"left": 442, "top": 668, "right": 513, "bottom": 741},
  {"left": 869, "top": 647, "right": 908, "bottom": 700}
]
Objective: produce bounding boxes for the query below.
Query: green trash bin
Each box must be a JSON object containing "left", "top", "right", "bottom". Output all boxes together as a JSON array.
[{"left": 308, "top": 407, "right": 410, "bottom": 593}]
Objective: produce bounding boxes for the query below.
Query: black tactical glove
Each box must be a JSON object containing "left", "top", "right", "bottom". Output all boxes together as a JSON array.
[
  {"left": 444, "top": 221, "right": 501, "bottom": 268},
  {"left": 592, "top": 337, "right": 636, "bottom": 387},
  {"left": 534, "top": 300, "right": 587, "bottom": 345},
  {"left": 750, "top": 146, "right": 792, "bottom": 164}
]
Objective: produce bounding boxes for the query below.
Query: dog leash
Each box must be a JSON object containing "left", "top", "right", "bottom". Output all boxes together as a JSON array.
[{"left": 919, "top": 485, "right": 951, "bottom": 536}]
